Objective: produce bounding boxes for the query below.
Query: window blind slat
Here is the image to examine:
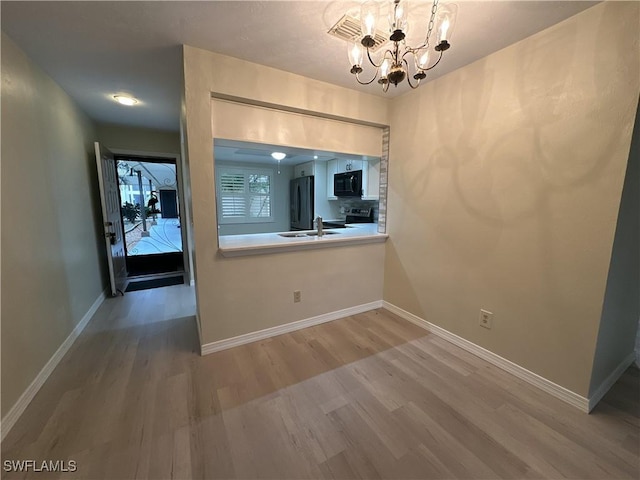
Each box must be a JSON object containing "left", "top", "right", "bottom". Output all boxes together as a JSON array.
[{"left": 249, "top": 195, "right": 270, "bottom": 217}]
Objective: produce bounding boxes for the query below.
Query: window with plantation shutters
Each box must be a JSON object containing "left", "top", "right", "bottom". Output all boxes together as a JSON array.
[
  {"left": 216, "top": 167, "right": 274, "bottom": 224},
  {"left": 220, "top": 172, "right": 246, "bottom": 218}
]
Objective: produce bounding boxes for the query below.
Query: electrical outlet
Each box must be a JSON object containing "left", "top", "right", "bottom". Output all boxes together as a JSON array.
[
  {"left": 479, "top": 309, "right": 493, "bottom": 329},
  {"left": 293, "top": 290, "right": 301, "bottom": 303}
]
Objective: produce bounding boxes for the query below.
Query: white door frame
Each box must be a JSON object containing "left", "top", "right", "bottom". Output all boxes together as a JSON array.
[{"left": 109, "top": 148, "right": 191, "bottom": 285}]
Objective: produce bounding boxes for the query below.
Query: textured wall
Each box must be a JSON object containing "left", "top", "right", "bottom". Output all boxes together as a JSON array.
[
  {"left": 211, "top": 99, "right": 383, "bottom": 157},
  {"left": 1, "top": 34, "right": 106, "bottom": 417},
  {"left": 383, "top": 3, "right": 639, "bottom": 396},
  {"left": 182, "top": 46, "right": 389, "bottom": 344}
]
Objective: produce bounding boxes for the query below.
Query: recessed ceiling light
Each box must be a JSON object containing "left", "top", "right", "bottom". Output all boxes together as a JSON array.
[
  {"left": 113, "top": 95, "right": 138, "bottom": 106},
  {"left": 271, "top": 152, "right": 286, "bottom": 160},
  {"left": 313, "top": 155, "right": 318, "bottom": 159}
]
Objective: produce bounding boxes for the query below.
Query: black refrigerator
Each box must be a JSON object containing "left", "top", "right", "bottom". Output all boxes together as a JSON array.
[{"left": 290, "top": 176, "right": 314, "bottom": 230}]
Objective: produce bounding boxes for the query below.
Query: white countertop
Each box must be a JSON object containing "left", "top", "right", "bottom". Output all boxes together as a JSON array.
[{"left": 218, "top": 223, "right": 387, "bottom": 257}]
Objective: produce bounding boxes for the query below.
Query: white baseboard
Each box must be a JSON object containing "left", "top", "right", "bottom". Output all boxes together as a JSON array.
[
  {"left": 588, "top": 352, "right": 635, "bottom": 412},
  {"left": 201, "top": 300, "right": 384, "bottom": 355},
  {"left": 382, "top": 301, "right": 591, "bottom": 413},
  {"left": 1, "top": 290, "right": 107, "bottom": 442}
]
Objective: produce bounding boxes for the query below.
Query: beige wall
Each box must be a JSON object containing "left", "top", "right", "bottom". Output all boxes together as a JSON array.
[
  {"left": 1, "top": 34, "right": 106, "bottom": 417},
  {"left": 182, "top": 46, "right": 389, "bottom": 344},
  {"left": 97, "top": 123, "right": 180, "bottom": 155},
  {"left": 589, "top": 98, "right": 640, "bottom": 395},
  {"left": 384, "top": 2, "right": 639, "bottom": 396},
  {"left": 211, "top": 99, "right": 384, "bottom": 157}
]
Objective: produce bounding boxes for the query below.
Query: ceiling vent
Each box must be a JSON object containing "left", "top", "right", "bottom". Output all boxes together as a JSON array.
[{"left": 328, "top": 14, "right": 388, "bottom": 53}]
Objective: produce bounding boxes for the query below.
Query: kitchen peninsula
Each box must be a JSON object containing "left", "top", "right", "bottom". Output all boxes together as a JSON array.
[{"left": 218, "top": 223, "right": 386, "bottom": 257}]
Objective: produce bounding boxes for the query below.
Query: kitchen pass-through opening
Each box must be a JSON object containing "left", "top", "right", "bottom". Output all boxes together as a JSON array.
[{"left": 114, "top": 154, "right": 185, "bottom": 282}]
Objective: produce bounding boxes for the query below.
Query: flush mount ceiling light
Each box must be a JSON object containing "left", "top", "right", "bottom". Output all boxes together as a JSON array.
[
  {"left": 113, "top": 94, "right": 138, "bottom": 106},
  {"left": 271, "top": 152, "right": 286, "bottom": 175},
  {"left": 341, "top": 0, "right": 458, "bottom": 92}
]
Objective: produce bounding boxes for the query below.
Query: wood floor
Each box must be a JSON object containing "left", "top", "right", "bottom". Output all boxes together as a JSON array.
[{"left": 2, "top": 285, "right": 638, "bottom": 479}]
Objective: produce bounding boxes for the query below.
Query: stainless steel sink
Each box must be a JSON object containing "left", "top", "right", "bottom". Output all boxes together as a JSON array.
[
  {"left": 278, "top": 232, "right": 308, "bottom": 238},
  {"left": 278, "top": 231, "right": 339, "bottom": 238}
]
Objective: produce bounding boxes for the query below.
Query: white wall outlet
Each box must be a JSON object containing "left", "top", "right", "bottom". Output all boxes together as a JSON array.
[
  {"left": 293, "top": 290, "right": 301, "bottom": 303},
  {"left": 479, "top": 309, "right": 493, "bottom": 329}
]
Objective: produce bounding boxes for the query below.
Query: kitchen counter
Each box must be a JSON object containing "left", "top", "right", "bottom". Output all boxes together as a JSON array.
[{"left": 218, "top": 223, "right": 387, "bottom": 257}]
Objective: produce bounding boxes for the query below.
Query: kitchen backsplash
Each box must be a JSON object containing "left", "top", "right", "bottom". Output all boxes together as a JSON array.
[
  {"left": 378, "top": 127, "right": 389, "bottom": 233},
  {"left": 337, "top": 198, "right": 379, "bottom": 222}
]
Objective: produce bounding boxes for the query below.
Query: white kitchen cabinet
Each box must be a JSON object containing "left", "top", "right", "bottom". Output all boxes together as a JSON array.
[
  {"left": 326, "top": 159, "right": 338, "bottom": 200},
  {"left": 337, "top": 159, "right": 363, "bottom": 173},
  {"left": 312, "top": 161, "right": 332, "bottom": 219},
  {"left": 363, "top": 158, "right": 380, "bottom": 200},
  {"left": 293, "top": 161, "right": 315, "bottom": 178}
]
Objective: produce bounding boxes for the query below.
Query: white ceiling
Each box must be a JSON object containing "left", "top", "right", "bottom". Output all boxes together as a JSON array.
[
  {"left": 214, "top": 139, "right": 377, "bottom": 166},
  {"left": 2, "top": 1, "right": 598, "bottom": 132}
]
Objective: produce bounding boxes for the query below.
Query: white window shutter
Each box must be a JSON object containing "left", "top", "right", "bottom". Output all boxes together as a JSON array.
[
  {"left": 220, "top": 172, "right": 246, "bottom": 218},
  {"left": 217, "top": 168, "right": 273, "bottom": 224}
]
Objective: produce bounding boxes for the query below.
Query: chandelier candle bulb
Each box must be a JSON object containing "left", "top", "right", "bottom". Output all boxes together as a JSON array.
[
  {"left": 380, "top": 59, "right": 390, "bottom": 78},
  {"left": 389, "top": 0, "right": 408, "bottom": 35},
  {"left": 435, "top": 3, "right": 458, "bottom": 49},
  {"left": 416, "top": 49, "right": 430, "bottom": 70},
  {"left": 361, "top": 1, "right": 379, "bottom": 38},
  {"left": 348, "top": 38, "right": 364, "bottom": 68}
]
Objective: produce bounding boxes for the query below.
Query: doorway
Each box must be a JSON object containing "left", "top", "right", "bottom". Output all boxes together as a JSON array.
[{"left": 115, "top": 154, "right": 185, "bottom": 280}]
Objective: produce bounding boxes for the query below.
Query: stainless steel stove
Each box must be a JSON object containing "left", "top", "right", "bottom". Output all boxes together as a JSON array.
[
  {"left": 323, "top": 208, "right": 374, "bottom": 228},
  {"left": 345, "top": 208, "right": 374, "bottom": 223}
]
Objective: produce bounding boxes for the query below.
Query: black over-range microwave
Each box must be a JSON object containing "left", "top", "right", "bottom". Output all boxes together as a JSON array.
[{"left": 334, "top": 170, "right": 363, "bottom": 197}]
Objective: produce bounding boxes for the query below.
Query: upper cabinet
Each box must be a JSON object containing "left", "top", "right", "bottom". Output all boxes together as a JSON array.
[
  {"left": 365, "top": 158, "right": 380, "bottom": 201},
  {"left": 327, "top": 158, "right": 379, "bottom": 200},
  {"left": 293, "top": 161, "right": 314, "bottom": 178},
  {"left": 327, "top": 160, "right": 338, "bottom": 201},
  {"left": 337, "top": 159, "right": 364, "bottom": 173}
]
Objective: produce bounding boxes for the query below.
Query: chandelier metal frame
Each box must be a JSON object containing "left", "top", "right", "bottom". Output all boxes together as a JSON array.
[{"left": 348, "top": 0, "right": 458, "bottom": 92}]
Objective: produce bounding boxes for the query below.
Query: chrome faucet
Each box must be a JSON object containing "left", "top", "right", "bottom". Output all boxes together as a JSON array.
[{"left": 316, "top": 216, "right": 323, "bottom": 237}]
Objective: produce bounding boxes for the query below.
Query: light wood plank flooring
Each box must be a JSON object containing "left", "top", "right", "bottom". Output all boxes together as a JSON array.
[{"left": 2, "top": 285, "right": 638, "bottom": 479}]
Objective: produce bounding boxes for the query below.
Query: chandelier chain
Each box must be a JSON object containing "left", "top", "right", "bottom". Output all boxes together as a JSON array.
[
  {"left": 407, "top": 0, "right": 440, "bottom": 54},
  {"left": 425, "top": 0, "right": 439, "bottom": 49}
]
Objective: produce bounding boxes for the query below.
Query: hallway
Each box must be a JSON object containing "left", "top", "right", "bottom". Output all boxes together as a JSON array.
[{"left": 1, "top": 285, "right": 199, "bottom": 478}]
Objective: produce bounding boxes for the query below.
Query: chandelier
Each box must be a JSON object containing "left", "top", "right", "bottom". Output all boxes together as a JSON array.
[{"left": 347, "top": 0, "right": 458, "bottom": 92}]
